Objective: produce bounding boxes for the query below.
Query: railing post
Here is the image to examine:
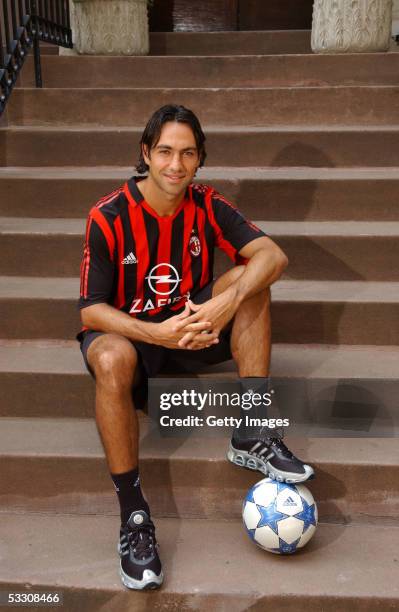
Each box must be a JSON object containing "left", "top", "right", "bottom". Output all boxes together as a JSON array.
[
  {"left": 30, "top": 0, "right": 42, "bottom": 87},
  {"left": 1, "top": 0, "right": 72, "bottom": 116}
]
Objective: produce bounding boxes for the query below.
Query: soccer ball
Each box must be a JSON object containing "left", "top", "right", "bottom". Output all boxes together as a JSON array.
[{"left": 242, "top": 478, "right": 318, "bottom": 554}]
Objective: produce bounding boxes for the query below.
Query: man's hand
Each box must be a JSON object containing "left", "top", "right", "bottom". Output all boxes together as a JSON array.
[
  {"left": 154, "top": 302, "right": 220, "bottom": 350},
  {"left": 176, "top": 288, "right": 238, "bottom": 349}
]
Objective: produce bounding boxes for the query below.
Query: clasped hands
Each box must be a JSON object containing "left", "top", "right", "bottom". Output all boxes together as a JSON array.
[{"left": 156, "top": 290, "right": 237, "bottom": 351}]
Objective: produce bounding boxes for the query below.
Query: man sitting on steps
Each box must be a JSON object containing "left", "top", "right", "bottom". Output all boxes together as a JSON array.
[{"left": 76, "top": 104, "right": 314, "bottom": 591}]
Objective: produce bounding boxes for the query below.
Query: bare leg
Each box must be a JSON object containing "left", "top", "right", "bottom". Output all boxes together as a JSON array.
[
  {"left": 212, "top": 266, "right": 271, "bottom": 376},
  {"left": 87, "top": 338, "right": 164, "bottom": 590},
  {"left": 86, "top": 333, "right": 141, "bottom": 474}
]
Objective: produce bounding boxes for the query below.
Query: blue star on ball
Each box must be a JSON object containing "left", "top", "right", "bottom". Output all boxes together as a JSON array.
[
  {"left": 295, "top": 498, "right": 317, "bottom": 533},
  {"left": 246, "top": 527, "right": 256, "bottom": 541},
  {"left": 245, "top": 490, "right": 256, "bottom": 504},
  {"left": 272, "top": 538, "right": 301, "bottom": 554},
  {"left": 256, "top": 501, "right": 290, "bottom": 534}
]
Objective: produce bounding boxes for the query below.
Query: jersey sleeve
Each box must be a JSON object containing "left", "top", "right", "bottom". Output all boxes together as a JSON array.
[
  {"left": 210, "top": 191, "right": 267, "bottom": 264},
  {"left": 78, "top": 210, "right": 115, "bottom": 310}
]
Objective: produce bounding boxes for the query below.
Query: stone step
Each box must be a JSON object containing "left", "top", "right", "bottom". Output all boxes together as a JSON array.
[
  {"left": 1, "top": 217, "right": 397, "bottom": 281},
  {"left": 1, "top": 340, "right": 397, "bottom": 421},
  {"left": 2, "top": 166, "right": 399, "bottom": 220},
  {"left": 1, "top": 512, "right": 397, "bottom": 611},
  {"left": 149, "top": 30, "right": 312, "bottom": 55},
  {"left": 38, "top": 43, "right": 59, "bottom": 55},
  {"left": 4, "top": 126, "right": 399, "bottom": 167},
  {"left": 0, "top": 277, "right": 397, "bottom": 344},
  {"left": 7, "top": 86, "right": 399, "bottom": 127},
  {"left": 1, "top": 417, "right": 398, "bottom": 522},
  {"left": 18, "top": 53, "right": 399, "bottom": 88}
]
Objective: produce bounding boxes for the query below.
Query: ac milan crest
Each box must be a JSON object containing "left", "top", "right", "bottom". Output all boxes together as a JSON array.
[{"left": 189, "top": 234, "right": 201, "bottom": 257}]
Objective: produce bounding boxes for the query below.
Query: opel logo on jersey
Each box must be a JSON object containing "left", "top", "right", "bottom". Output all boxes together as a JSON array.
[
  {"left": 189, "top": 235, "right": 201, "bottom": 257},
  {"left": 145, "top": 263, "right": 181, "bottom": 296}
]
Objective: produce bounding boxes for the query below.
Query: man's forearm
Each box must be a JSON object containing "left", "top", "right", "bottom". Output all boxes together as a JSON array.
[
  {"left": 230, "top": 248, "right": 288, "bottom": 306},
  {"left": 81, "top": 303, "right": 159, "bottom": 344}
]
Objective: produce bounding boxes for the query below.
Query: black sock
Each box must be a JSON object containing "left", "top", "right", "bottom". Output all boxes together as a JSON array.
[
  {"left": 233, "top": 376, "right": 276, "bottom": 441},
  {"left": 111, "top": 467, "right": 150, "bottom": 526}
]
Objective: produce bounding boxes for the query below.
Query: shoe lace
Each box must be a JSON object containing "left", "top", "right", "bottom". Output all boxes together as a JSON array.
[
  {"left": 127, "top": 523, "right": 156, "bottom": 561},
  {"left": 258, "top": 427, "right": 294, "bottom": 459},
  {"left": 268, "top": 438, "right": 295, "bottom": 459},
  {"left": 258, "top": 424, "right": 284, "bottom": 442}
]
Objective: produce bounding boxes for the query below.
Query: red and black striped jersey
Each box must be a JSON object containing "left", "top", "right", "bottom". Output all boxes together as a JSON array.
[{"left": 78, "top": 176, "right": 266, "bottom": 330}]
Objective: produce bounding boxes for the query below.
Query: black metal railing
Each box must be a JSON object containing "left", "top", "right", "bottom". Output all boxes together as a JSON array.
[{"left": 1, "top": 0, "right": 72, "bottom": 115}]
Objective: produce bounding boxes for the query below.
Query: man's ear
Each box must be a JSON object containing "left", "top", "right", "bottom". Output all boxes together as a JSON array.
[{"left": 142, "top": 144, "right": 151, "bottom": 165}]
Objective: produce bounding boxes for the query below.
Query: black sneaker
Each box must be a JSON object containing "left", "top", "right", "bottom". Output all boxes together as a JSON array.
[
  {"left": 118, "top": 510, "right": 163, "bottom": 590},
  {"left": 227, "top": 434, "right": 314, "bottom": 484}
]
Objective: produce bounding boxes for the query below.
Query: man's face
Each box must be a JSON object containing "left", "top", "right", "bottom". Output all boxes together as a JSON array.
[{"left": 143, "top": 121, "right": 200, "bottom": 198}]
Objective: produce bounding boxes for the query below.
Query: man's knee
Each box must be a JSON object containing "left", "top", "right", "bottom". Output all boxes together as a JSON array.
[
  {"left": 238, "top": 285, "right": 271, "bottom": 310},
  {"left": 258, "top": 285, "right": 271, "bottom": 304},
  {"left": 88, "top": 334, "right": 138, "bottom": 388}
]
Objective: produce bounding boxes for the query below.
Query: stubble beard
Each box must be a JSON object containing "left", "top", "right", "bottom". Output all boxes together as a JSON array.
[{"left": 150, "top": 168, "right": 193, "bottom": 201}]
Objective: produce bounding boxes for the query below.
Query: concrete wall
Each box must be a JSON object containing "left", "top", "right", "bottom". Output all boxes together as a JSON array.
[{"left": 392, "top": 0, "right": 399, "bottom": 34}]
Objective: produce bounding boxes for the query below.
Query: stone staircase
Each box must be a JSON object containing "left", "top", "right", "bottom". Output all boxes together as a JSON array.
[{"left": 0, "top": 29, "right": 398, "bottom": 610}]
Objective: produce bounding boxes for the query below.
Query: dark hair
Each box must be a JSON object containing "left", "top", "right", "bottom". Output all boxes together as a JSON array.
[{"left": 136, "top": 104, "right": 207, "bottom": 174}]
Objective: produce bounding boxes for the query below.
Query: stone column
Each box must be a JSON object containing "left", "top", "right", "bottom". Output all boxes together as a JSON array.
[
  {"left": 72, "top": 0, "right": 149, "bottom": 55},
  {"left": 392, "top": 0, "right": 399, "bottom": 36},
  {"left": 311, "top": 0, "right": 393, "bottom": 53}
]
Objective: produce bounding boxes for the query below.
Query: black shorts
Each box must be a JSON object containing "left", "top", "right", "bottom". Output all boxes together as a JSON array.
[{"left": 77, "top": 282, "right": 232, "bottom": 409}]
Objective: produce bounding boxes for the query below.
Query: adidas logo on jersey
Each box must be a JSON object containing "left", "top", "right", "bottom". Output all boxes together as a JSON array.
[
  {"left": 283, "top": 496, "right": 298, "bottom": 507},
  {"left": 121, "top": 252, "right": 137, "bottom": 265}
]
